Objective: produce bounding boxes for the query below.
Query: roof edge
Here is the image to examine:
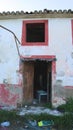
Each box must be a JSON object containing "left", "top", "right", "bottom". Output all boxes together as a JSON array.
[{"left": 0, "top": 9, "right": 73, "bottom": 19}]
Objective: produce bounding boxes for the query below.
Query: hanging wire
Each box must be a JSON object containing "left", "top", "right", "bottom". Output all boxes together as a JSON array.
[{"left": 0, "top": 25, "right": 21, "bottom": 57}]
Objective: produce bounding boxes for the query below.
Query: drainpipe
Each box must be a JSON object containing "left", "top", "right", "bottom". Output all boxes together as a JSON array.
[{"left": 0, "top": 25, "right": 21, "bottom": 57}]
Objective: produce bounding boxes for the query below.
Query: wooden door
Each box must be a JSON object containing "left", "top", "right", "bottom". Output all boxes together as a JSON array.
[{"left": 23, "top": 61, "right": 34, "bottom": 103}]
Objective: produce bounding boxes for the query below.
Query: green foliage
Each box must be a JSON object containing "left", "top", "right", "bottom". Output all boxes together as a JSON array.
[
  {"left": 42, "top": 103, "right": 52, "bottom": 109},
  {"left": 0, "top": 99, "right": 73, "bottom": 130},
  {"left": 0, "top": 110, "right": 21, "bottom": 122},
  {"left": 56, "top": 113, "right": 73, "bottom": 130},
  {"left": 57, "top": 97, "right": 73, "bottom": 112},
  {"left": 25, "top": 113, "right": 73, "bottom": 130},
  {"left": 25, "top": 113, "right": 58, "bottom": 121}
]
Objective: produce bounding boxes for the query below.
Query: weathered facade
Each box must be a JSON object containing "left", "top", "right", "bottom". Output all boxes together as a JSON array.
[{"left": 0, "top": 9, "right": 73, "bottom": 107}]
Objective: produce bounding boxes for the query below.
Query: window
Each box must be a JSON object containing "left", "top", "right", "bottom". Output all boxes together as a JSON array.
[
  {"left": 21, "top": 20, "right": 48, "bottom": 46},
  {"left": 26, "top": 23, "right": 45, "bottom": 42}
]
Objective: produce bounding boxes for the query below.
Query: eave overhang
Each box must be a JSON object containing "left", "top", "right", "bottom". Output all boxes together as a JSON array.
[{"left": 0, "top": 9, "right": 73, "bottom": 20}]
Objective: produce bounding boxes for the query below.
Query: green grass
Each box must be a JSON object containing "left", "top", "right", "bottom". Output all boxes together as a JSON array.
[
  {"left": 0, "top": 98, "right": 73, "bottom": 130},
  {"left": 0, "top": 110, "right": 17, "bottom": 122},
  {"left": 57, "top": 97, "right": 73, "bottom": 112},
  {"left": 0, "top": 109, "right": 73, "bottom": 130},
  {"left": 24, "top": 113, "right": 73, "bottom": 130},
  {"left": 42, "top": 102, "right": 52, "bottom": 109}
]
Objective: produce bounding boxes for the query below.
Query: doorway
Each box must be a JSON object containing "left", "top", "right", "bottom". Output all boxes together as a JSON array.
[
  {"left": 22, "top": 58, "right": 53, "bottom": 104},
  {"left": 33, "top": 60, "right": 52, "bottom": 103}
]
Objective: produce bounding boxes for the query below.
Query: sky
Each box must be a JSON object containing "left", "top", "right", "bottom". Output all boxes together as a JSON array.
[{"left": 0, "top": 0, "right": 73, "bottom": 12}]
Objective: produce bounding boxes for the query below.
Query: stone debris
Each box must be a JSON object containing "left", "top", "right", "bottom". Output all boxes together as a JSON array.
[
  {"left": 0, "top": 106, "right": 16, "bottom": 111},
  {"left": 17, "top": 106, "right": 62, "bottom": 116}
]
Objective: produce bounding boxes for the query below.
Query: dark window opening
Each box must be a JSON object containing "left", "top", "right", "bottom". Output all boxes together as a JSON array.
[{"left": 26, "top": 23, "right": 45, "bottom": 42}]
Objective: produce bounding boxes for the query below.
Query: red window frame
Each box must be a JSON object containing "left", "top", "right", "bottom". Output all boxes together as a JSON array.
[
  {"left": 71, "top": 20, "right": 73, "bottom": 45},
  {"left": 21, "top": 20, "right": 48, "bottom": 46}
]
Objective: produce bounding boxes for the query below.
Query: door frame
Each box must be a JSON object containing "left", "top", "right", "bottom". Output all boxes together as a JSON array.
[{"left": 20, "top": 55, "right": 56, "bottom": 104}]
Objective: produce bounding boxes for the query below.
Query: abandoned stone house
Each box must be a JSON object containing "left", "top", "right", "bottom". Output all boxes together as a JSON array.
[{"left": 0, "top": 9, "right": 73, "bottom": 107}]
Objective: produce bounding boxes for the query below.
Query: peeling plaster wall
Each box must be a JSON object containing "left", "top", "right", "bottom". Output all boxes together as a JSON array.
[
  {"left": 0, "top": 18, "right": 73, "bottom": 107},
  {"left": 20, "top": 18, "right": 73, "bottom": 80},
  {"left": 19, "top": 18, "right": 73, "bottom": 106},
  {"left": 0, "top": 19, "right": 23, "bottom": 107},
  {"left": 50, "top": 18, "right": 73, "bottom": 106}
]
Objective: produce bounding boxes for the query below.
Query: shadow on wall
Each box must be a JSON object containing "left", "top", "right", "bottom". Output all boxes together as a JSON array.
[{"left": 54, "top": 80, "right": 65, "bottom": 98}]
